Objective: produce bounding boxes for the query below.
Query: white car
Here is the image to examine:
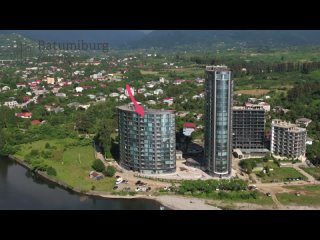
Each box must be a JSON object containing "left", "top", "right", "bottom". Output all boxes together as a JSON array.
[{"left": 116, "top": 178, "right": 123, "bottom": 184}]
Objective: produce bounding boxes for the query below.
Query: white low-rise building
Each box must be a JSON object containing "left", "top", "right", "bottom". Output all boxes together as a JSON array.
[
  {"left": 2, "top": 86, "right": 10, "bottom": 91},
  {"left": 163, "top": 97, "right": 173, "bottom": 106},
  {"left": 56, "top": 93, "right": 66, "bottom": 98},
  {"left": 4, "top": 101, "right": 19, "bottom": 109},
  {"left": 153, "top": 89, "right": 163, "bottom": 95},
  {"left": 119, "top": 94, "right": 128, "bottom": 100},
  {"left": 144, "top": 92, "right": 153, "bottom": 97},
  {"left": 109, "top": 93, "right": 119, "bottom": 97},
  {"left": 75, "top": 87, "right": 84, "bottom": 93}
]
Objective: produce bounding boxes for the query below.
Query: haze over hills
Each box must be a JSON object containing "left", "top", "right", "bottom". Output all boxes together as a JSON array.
[
  {"left": 2, "top": 30, "right": 320, "bottom": 50},
  {"left": 0, "top": 30, "right": 147, "bottom": 48},
  {"left": 131, "top": 30, "right": 320, "bottom": 50}
]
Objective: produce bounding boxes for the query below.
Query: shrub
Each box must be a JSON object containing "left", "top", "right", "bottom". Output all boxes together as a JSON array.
[
  {"left": 91, "top": 185, "right": 96, "bottom": 190},
  {"left": 41, "top": 150, "right": 52, "bottom": 159},
  {"left": 47, "top": 166, "right": 57, "bottom": 176},
  {"left": 30, "top": 149, "right": 39, "bottom": 157},
  {"left": 92, "top": 159, "right": 105, "bottom": 172},
  {"left": 45, "top": 142, "right": 51, "bottom": 149},
  {"left": 103, "top": 166, "right": 116, "bottom": 177}
]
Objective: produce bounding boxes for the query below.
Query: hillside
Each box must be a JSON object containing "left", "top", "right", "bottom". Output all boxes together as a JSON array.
[
  {"left": 1, "top": 30, "right": 146, "bottom": 48},
  {"left": 131, "top": 30, "right": 320, "bottom": 50}
]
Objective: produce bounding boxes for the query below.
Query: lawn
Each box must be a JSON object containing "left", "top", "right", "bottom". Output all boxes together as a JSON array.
[
  {"left": 300, "top": 167, "right": 320, "bottom": 180},
  {"left": 15, "top": 139, "right": 115, "bottom": 192},
  {"left": 258, "top": 167, "right": 307, "bottom": 183},
  {"left": 277, "top": 185, "right": 320, "bottom": 206}
]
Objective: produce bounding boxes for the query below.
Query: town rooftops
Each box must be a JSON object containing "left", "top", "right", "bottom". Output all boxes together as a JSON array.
[{"left": 206, "top": 65, "right": 229, "bottom": 71}]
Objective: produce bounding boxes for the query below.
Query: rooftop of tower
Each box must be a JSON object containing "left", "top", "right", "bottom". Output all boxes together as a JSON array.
[
  {"left": 206, "top": 65, "right": 230, "bottom": 71},
  {"left": 117, "top": 103, "right": 175, "bottom": 114}
]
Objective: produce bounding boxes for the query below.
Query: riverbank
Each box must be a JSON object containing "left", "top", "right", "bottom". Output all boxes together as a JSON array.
[{"left": 8, "top": 155, "right": 221, "bottom": 210}]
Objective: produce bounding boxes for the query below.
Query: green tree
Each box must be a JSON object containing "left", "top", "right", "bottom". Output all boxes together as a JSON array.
[
  {"left": 92, "top": 159, "right": 105, "bottom": 172},
  {"left": 47, "top": 167, "right": 57, "bottom": 176},
  {"left": 103, "top": 165, "right": 116, "bottom": 177}
]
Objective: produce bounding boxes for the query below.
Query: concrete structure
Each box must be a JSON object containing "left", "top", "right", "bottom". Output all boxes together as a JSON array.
[
  {"left": 296, "top": 118, "right": 312, "bottom": 127},
  {"left": 232, "top": 148, "right": 243, "bottom": 159},
  {"left": 176, "top": 150, "right": 183, "bottom": 160},
  {"left": 271, "top": 119, "right": 307, "bottom": 161},
  {"left": 47, "top": 77, "right": 55, "bottom": 85},
  {"left": 204, "top": 65, "right": 233, "bottom": 177},
  {"left": 232, "top": 105, "right": 265, "bottom": 150},
  {"left": 306, "top": 137, "right": 313, "bottom": 145},
  {"left": 117, "top": 103, "right": 176, "bottom": 174}
]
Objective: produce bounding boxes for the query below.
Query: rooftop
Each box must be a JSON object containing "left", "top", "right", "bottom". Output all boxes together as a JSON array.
[
  {"left": 206, "top": 65, "right": 229, "bottom": 72},
  {"left": 296, "top": 117, "right": 312, "bottom": 122},
  {"left": 117, "top": 103, "right": 175, "bottom": 114},
  {"left": 272, "top": 119, "right": 306, "bottom": 133},
  {"left": 233, "top": 105, "right": 264, "bottom": 110}
]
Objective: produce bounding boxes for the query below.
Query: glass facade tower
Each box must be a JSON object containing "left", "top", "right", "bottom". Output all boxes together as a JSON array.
[
  {"left": 117, "top": 103, "right": 176, "bottom": 174},
  {"left": 204, "top": 65, "right": 233, "bottom": 176}
]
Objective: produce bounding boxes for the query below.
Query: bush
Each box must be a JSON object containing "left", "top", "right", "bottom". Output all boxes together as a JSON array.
[
  {"left": 91, "top": 185, "right": 96, "bottom": 190},
  {"left": 103, "top": 166, "right": 116, "bottom": 177},
  {"left": 47, "top": 166, "right": 57, "bottom": 176},
  {"left": 41, "top": 150, "right": 52, "bottom": 159},
  {"left": 92, "top": 159, "right": 105, "bottom": 172},
  {"left": 32, "top": 161, "right": 49, "bottom": 172},
  {"left": 45, "top": 142, "right": 51, "bottom": 149},
  {"left": 30, "top": 149, "right": 39, "bottom": 157}
]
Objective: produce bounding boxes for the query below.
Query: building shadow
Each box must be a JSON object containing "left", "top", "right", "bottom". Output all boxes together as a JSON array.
[{"left": 110, "top": 140, "right": 120, "bottom": 163}]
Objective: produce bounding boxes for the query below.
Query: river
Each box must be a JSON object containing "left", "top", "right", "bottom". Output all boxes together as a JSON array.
[{"left": 0, "top": 156, "right": 162, "bottom": 210}]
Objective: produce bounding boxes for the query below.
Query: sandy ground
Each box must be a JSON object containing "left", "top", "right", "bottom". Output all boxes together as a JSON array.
[
  {"left": 154, "top": 195, "right": 221, "bottom": 210},
  {"left": 234, "top": 89, "right": 270, "bottom": 96},
  {"left": 93, "top": 192, "right": 221, "bottom": 210}
]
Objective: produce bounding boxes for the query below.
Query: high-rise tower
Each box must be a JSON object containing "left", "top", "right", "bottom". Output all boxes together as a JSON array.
[
  {"left": 117, "top": 103, "right": 176, "bottom": 174},
  {"left": 204, "top": 65, "right": 233, "bottom": 176}
]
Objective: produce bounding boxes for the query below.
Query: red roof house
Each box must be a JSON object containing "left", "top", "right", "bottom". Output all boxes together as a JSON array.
[
  {"left": 15, "top": 112, "right": 32, "bottom": 119},
  {"left": 183, "top": 123, "right": 196, "bottom": 129},
  {"left": 31, "top": 120, "right": 41, "bottom": 125}
]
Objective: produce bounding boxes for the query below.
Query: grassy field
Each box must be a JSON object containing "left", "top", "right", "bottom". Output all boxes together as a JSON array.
[
  {"left": 300, "top": 167, "right": 320, "bottom": 180},
  {"left": 277, "top": 185, "right": 320, "bottom": 206},
  {"left": 191, "top": 191, "right": 274, "bottom": 206},
  {"left": 258, "top": 167, "right": 307, "bottom": 183},
  {"left": 15, "top": 139, "right": 115, "bottom": 192}
]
